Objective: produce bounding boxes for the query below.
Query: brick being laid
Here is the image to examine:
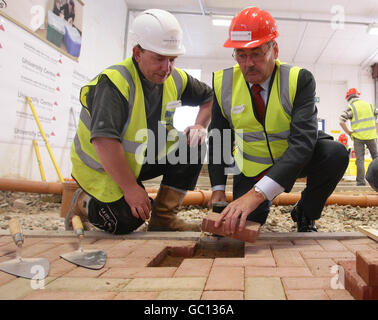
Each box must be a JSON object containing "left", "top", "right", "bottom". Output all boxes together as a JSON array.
[{"left": 201, "top": 212, "right": 260, "bottom": 243}]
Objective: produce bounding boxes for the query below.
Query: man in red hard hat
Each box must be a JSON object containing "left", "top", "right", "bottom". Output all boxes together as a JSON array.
[
  {"left": 340, "top": 88, "right": 378, "bottom": 186},
  {"left": 207, "top": 7, "right": 349, "bottom": 233}
]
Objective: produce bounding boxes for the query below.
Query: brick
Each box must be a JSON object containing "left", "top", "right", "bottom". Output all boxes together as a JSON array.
[
  {"left": 201, "top": 212, "right": 260, "bottom": 243},
  {"left": 244, "top": 244, "right": 273, "bottom": 258},
  {"left": 0, "top": 277, "right": 56, "bottom": 300},
  {"left": 100, "top": 267, "right": 177, "bottom": 279},
  {"left": 272, "top": 250, "right": 307, "bottom": 267},
  {"left": 205, "top": 266, "right": 244, "bottom": 291},
  {"left": 103, "top": 240, "right": 146, "bottom": 258},
  {"left": 282, "top": 277, "right": 332, "bottom": 290},
  {"left": 21, "top": 243, "right": 60, "bottom": 258},
  {"left": 63, "top": 267, "right": 110, "bottom": 278},
  {"left": 114, "top": 291, "right": 159, "bottom": 300},
  {"left": 305, "top": 258, "right": 338, "bottom": 277},
  {"left": 201, "top": 291, "right": 244, "bottom": 300},
  {"left": 356, "top": 250, "right": 378, "bottom": 286},
  {"left": 337, "top": 260, "right": 378, "bottom": 300},
  {"left": 342, "top": 244, "right": 375, "bottom": 254},
  {"left": 45, "top": 277, "right": 130, "bottom": 292},
  {"left": 245, "top": 277, "right": 286, "bottom": 300},
  {"left": 269, "top": 241, "right": 294, "bottom": 250},
  {"left": 174, "top": 259, "right": 213, "bottom": 277},
  {"left": 285, "top": 289, "right": 329, "bottom": 300},
  {"left": 292, "top": 240, "right": 324, "bottom": 251},
  {"left": 0, "top": 271, "right": 16, "bottom": 286},
  {"left": 245, "top": 267, "right": 312, "bottom": 278},
  {"left": 325, "top": 289, "right": 354, "bottom": 300},
  {"left": 243, "top": 257, "right": 276, "bottom": 267},
  {"left": 157, "top": 290, "right": 202, "bottom": 300},
  {"left": 301, "top": 251, "right": 355, "bottom": 260},
  {"left": 106, "top": 257, "right": 151, "bottom": 268},
  {"left": 124, "top": 277, "right": 206, "bottom": 292},
  {"left": 316, "top": 240, "right": 348, "bottom": 251},
  {"left": 42, "top": 244, "right": 79, "bottom": 262},
  {"left": 48, "top": 259, "right": 77, "bottom": 277},
  {"left": 23, "top": 291, "right": 117, "bottom": 300}
]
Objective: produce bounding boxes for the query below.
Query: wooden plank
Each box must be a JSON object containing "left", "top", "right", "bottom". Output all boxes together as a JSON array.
[{"left": 358, "top": 226, "right": 378, "bottom": 242}]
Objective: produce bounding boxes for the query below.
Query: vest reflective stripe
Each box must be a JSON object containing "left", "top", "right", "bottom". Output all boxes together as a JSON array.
[
  {"left": 221, "top": 68, "right": 234, "bottom": 124},
  {"left": 171, "top": 69, "right": 184, "bottom": 99},
  {"left": 241, "top": 150, "right": 277, "bottom": 164},
  {"left": 214, "top": 59, "right": 300, "bottom": 177},
  {"left": 236, "top": 130, "right": 290, "bottom": 143},
  {"left": 73, "top": 134, "right": 104, "bottom": 171},
  {"left": 349, "top": 100, "right": 377, "bottom": 140}
]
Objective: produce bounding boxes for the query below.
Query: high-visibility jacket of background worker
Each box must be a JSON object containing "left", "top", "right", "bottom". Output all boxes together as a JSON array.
[
  {"left": 348, "top": 99, "right": 377, "bottom": 141},
  {"left": 71, "top": 57, "right": 188, "bottom": 203},
  {"left": 213, "top": 59, "right": 301, "bottom": 178}
]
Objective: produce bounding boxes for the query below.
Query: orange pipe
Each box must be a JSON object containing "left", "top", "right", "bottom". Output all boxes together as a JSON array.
[
  {"left": 0, "top": 178, "right": 63, "bottom": 194},
  {"left": 0, "top": 179, "right": 377, "bottom": 207}
]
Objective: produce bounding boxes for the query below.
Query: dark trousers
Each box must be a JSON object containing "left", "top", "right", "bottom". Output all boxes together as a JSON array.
[
  {"left": 233, "top": 139, "right": 349, "bottom": 225},
  {"left": 87, "top": 142, "right": 205, "bottom": 234}
]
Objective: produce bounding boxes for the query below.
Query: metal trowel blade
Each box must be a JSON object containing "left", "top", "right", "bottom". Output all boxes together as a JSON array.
[
  {"left": 0, "top": 257, "right": 50, "bottom": 280},
  {"left": 60, "top": 249, "right": 107, "bottom": 270}
]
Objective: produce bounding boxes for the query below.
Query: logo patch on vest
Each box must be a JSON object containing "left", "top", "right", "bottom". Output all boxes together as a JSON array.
[
  {"left": 166, "top": 100, "right": 182, "bottom": 110},
  {"left": 232, "top": 104, "right": 245, "bottom": 114}
]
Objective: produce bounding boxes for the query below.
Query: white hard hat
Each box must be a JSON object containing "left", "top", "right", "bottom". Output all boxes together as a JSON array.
[{"left": 129, "top": 9, "right": 185, "bottom": 56}]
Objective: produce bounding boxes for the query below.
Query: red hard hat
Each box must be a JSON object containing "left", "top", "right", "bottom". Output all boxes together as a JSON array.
[
  {"left": 345, "top": 88, "right": 360, "bottom": 100},
  {"left": 338, "top": 133, "right": 348, "bottom": 146},
  {"left": 224, "top": 7, "right": 279, "bottom": 49}
]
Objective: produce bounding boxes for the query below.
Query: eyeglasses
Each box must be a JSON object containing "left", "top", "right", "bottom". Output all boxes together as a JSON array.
[{"left": 232, "top": 44, "right": 272, "bottom": 64}]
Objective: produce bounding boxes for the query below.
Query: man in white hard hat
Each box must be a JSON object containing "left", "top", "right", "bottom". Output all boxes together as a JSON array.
[{"left": 67, "top": 9, "right": 213, "bottom": 234}]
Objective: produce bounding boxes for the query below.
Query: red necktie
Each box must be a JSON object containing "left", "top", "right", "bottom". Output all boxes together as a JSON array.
[{"left": 251, "top": 84, "right": 265, "bottom": 122}]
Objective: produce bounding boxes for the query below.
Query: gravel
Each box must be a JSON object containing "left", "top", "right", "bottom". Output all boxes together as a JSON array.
[{"left": 0, "top": 191, "right": 377, "bottom": 233}]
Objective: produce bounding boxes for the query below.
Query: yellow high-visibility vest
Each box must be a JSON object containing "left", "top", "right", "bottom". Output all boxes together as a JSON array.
[
  {"left": 213, "top": 59, "right": 301, "bottom": 177},
  {"left": 71, "top": 57, "right": 188, "bottom": 202},
  {"left": 349, "top": 100, "right": 377, "bottom": 140}
]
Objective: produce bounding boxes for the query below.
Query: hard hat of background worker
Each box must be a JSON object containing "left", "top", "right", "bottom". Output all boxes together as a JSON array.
[
  {"left": 338, "top": 133, "right": 348, "bottom": 146},
  {"left": 129, "top": 8, "right": 185, "bottom": 56},
  {"left": 223, "top": 7, "right": 279, "bottom": 49},
  {"left": 345, "top": 88, "right": 360, "bottom": 100}
]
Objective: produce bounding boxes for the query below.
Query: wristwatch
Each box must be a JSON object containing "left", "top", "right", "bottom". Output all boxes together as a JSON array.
[{"left": 253, "top": 185, "right": 266, "bottom": 200}]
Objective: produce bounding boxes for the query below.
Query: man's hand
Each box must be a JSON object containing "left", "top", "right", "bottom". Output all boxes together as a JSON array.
[
  {"left": 184, "top": 124, "right": 207, "bottom": 148},
  {"left": 123, "top": 183, "right": 151, "bottom": 221},
  {"left": 214, "top": 188, "right": 265, "bottom": 234},
  {"left": 208, "top": 190, "right": 227, "bottom": 208}
]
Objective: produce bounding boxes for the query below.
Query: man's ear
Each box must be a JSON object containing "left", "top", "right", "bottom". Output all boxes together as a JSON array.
[
  {"left": 273, "top": 41, "right": 279, "bottom": 59},
  {"left": 133, "top": 46, "right": 142, "bottom": 62}
]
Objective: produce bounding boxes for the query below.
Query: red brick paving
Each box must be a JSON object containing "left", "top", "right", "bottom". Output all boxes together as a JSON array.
[{"left": 0, "top": 234, "right": 376, "bottom": 300}]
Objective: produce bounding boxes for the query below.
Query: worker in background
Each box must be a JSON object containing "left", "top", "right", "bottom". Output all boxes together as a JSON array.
[
  {"left": 66, "top": 9, "right": 213, "bottom": 234},
  {"left": 339, "top": 88, "right": 378, "bottom": 186},
  {"left": 366, "top": 158, "right": 378, "bottom": 192},
  {"left": 207, "top": 7, "right": 349, "bottom": 233}
]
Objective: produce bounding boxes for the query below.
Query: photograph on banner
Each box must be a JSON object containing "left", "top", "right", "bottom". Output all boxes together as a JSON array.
[{"left": 0, "top": 0, "right": 84, "bottom": 60}]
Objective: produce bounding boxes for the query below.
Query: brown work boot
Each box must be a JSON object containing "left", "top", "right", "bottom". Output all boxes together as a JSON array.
[
  {"left": 64, "top": 188, "right": 91, "bottom": 231},
  {"left": 147, "top": 185, "right": 201, "bottom": 232}
]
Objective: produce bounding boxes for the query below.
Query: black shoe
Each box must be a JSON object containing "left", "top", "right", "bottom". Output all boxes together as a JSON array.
[{"left": 290, "top": 203, "right": 317, "bottom": 232}]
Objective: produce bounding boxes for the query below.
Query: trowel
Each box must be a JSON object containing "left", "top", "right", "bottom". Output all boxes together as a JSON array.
[
  {"left": 0, "top": 218, "right": 49, "bottom": 280},
  {"left": 60, "top": 215, "right": 106, "bottom": 269}
]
